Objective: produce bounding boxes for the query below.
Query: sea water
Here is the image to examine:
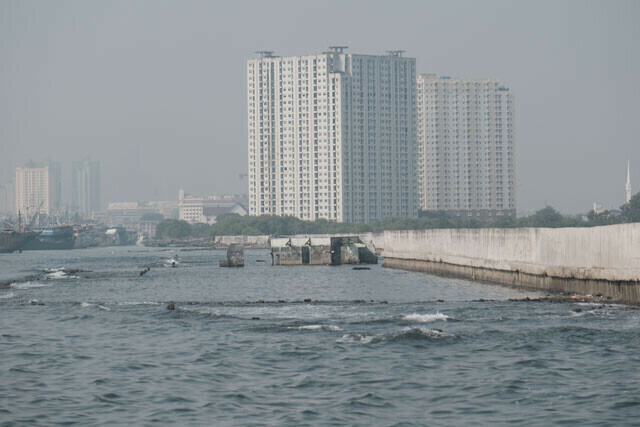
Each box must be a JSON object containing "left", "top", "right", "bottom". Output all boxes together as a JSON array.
[{"left": 1, "top": 247, "right": 638, "bottom": 426}]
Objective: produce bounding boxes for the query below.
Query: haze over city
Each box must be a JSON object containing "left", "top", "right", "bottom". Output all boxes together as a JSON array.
[
  {"left": 3, "top": 2, "right": 640, "bottom": 426},
  {"left": 2, "top": 0, "right": 638, "bottom": 214}
]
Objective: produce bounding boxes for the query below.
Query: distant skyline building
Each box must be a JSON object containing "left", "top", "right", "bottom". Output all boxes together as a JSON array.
[
  {"left": 626, "top": 161, "right": 631, "bottom": 204},
  {"left": 14, "top": 160, "right": 62, "bottom": 216},
  {"left": 247, "top": 48, "right": 418, "bottom": 223},
  {"left": 0, "top": 180, "right": 14, "bottom": 214},
  {"left": 417, "top": 75, "right": 515, "bottom": 217},
  {"left": 178, "top": 189, "right": 247, "bottom": 224},
  {"left": 71, "top": 159, "right": 101, "bottom": 216}
]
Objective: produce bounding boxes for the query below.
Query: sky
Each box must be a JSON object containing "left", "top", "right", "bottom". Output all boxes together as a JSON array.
[{"left": 1, "top": 0, "right": 638, "bottom": 215}]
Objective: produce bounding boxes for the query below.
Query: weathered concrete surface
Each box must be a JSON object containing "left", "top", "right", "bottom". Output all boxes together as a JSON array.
[
  {"left": 382, "top": 224, "right": 640, "bottom": 304},
  {"left": 216, "top": 235, "right": 269, "bottom": 248},
  {"left": 220, "top": 244, "right": 244, "bottom": 267},
  {"left": 270, "top": 236, "right": 378, "bottom": 266}
]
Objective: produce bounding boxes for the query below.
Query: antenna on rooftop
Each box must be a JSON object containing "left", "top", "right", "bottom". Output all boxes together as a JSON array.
[
  {"left": 255, "top": 51, "right": 276, "bottom": 59},
  {"left": 386, "top": 50, "right": 405, "bottom": 57},
  {"left": 328, "top": 46, "right": 348, "bottom": 53}
]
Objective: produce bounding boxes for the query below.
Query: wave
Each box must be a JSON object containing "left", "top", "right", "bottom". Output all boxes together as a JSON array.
[
  {"left": 0, "top": 292, "right": 15, "bottom": 299},
  {"left": 11, "top": 281, "right": 51, "bottom": 289},
  {"left": 337, "top": 327, "right": 453, "bottom": 344},
  {"left": 44, "top": 268, "right": 78, "bottom": 279},
  {"left": 80, "top": 302, "right": 110, "bottom": 311},
  {"left": 290, "top": 324, "right": 343, "bottom": 332},
  {"left": 402, "top": 312, "right": 450, "bottom": 323}
]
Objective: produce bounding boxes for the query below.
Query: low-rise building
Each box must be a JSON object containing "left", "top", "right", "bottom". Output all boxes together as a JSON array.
[{"left": 178, "top": 190, "right": 247, "bottom": 224}]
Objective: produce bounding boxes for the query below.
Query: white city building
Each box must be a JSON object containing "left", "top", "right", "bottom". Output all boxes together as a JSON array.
[
  {"left": 178, "top": 190, "right": 247, "bottom": 224},
  {"left": 417, "top": 75, "right": 515, "bottom": 217},
  {"left": 15, "top": 161, "right": 62, "bottom": 217},
  {"left": 247, "top": 48, "right": 418, "bottom": 223}
]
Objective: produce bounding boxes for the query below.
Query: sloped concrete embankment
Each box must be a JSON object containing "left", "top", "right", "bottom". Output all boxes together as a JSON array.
[{"left": 381, "top": 224, "right": 640, "bottom": 304}]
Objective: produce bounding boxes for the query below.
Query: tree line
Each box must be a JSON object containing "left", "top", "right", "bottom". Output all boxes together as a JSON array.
[{"left": 154, "top": 192, "right": 640, "bottom": 240}]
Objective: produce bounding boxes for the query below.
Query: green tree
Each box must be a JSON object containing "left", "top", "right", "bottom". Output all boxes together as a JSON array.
[
  {"left": 517, "top": 206, "right": 565, "bottom": 228},
  {"left": 155, "top": 219, "right": 192, "bottom": 239},
  {"left": 586, "top": 210, "right": 622, "bottom": 226},
  {"left": 621, "top": 191, "right": 640, "bottom": 223}
]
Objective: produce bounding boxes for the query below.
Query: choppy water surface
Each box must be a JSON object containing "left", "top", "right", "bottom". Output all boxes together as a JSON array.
[{"left": 1, "top": 247, "right": 639, "bottom": 426}]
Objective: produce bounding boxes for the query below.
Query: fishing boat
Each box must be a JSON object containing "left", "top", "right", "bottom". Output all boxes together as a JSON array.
[
  {"left": 0, "top": 230, "right": 40, "bottom": 253},
  {"left": 23, "top": 226, "right": 76, "bottom": 250}
]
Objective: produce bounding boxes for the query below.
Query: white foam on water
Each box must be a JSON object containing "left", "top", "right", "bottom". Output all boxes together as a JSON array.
[
  {"left": 11, "top": 281, "right": 51, "bottom": 289},
  {"left": 337, "top": 333, "right": 373, "bottom": 344},
  {"left": 46, "top": 271, "right": 69, "bottom": 279},
  {"left": 0, "top": 292, "right": 15, "bottom": 299},
  {"left": 399, "top": 326, "right": 449, "bottom": 337},
  {"left": 337, "top": 327, "right": 452, "bottom": 345},
  {"left": 180, "top": 306, "right": 222, "bottom": 316},
  {"left": 293, "top": 325, "right": 343, "bottom": 332},
  {"left": 402, "top": 312, "right": 450, "bottom": 322},
  {"left": 80, "top": 302, "right": 110, "bottom": 311}
]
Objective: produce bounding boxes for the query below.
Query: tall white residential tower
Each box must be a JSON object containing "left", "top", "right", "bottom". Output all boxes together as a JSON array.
[
  {"left": 417, "top": 75, "right": 515, "bottom": 217},
  {"left": 247, "top": 48, "right": 418, "bottom": 223},
  {"left": 14, "top": 161, "right": 62, "bottom": 217}
]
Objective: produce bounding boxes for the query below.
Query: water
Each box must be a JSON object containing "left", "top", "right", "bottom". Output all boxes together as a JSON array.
[{"left": 1, "top": 247, "right": 639, "bottom": 426}]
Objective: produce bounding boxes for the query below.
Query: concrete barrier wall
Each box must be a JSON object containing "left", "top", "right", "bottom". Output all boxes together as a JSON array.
[
  {"left": 382, "top": 224, "right": 640, "bottom": 303},
  {"left": 216, "top": 235, "right": 270, "bottom": 247}
]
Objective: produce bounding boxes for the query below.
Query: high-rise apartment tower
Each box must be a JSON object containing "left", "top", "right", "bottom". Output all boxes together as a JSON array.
[
  {"left": 72, "top": 159, "right": 101, "bottom": 217},
  {"left": 247, "top": 48, "right": 418, "bottom": 223},
  {"left": 15, "top": 160, "right": 62, "bottom": 216},
  {"left": 417, "top": 75, "right": 515, "bottom": 217}
]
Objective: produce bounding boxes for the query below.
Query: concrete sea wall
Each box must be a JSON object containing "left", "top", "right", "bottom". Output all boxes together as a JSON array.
[{"left": 381, "top": 224, "right": 640, "bottom": 304}]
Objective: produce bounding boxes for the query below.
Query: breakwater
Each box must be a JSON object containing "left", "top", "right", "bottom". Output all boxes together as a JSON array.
[{"left": 381, "top": 224, "right": 640, "bottom": 304}]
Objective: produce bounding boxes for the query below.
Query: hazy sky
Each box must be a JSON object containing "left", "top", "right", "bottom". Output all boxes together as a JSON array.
[{"left": 1, "top": 0, "right": 638, "bottom": 214}]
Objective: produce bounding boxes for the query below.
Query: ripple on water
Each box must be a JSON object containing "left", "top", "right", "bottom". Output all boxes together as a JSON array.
[{"left": 337, "top": 327, "right": 455, "bottom": 345}]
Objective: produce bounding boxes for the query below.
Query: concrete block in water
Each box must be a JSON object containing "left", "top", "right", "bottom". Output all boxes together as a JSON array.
[
  {"left": 270, "top": 236, "right": 378, "bottom": 266},
  {"left": 220, "top": 244, "right": 244, "bottom": 267}
]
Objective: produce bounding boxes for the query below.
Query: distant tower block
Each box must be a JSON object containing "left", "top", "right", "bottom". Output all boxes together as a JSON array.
[{"left": 626, "top": 161, "right": 632, "bottom": 204}]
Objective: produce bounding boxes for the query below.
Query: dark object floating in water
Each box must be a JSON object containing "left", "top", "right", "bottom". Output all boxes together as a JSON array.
[
  {"left": 251, "top": 317, "right": 260, "bottom": 320},
  {"left": 166, "top": 303, "right": 175, "bottom": 310},
  {"left": 304, "top": 298, "right": 312, "bottom": 303},
  {"left": 572, "top": 308, "right": 583, "bottom": 313},
  {"left": 256, "top": 260, "right": 267, "bottom": 263},
  {"left": 353, "top": 266, "right": 370, "bottom": 270}
]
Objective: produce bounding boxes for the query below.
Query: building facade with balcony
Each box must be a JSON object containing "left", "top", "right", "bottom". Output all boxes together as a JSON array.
[
  {"left": 417, "top": 75, "right": 515, "bottom": 217},
  {"left": 247, "top": 48, "right": 418, "bottom": 223}
]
